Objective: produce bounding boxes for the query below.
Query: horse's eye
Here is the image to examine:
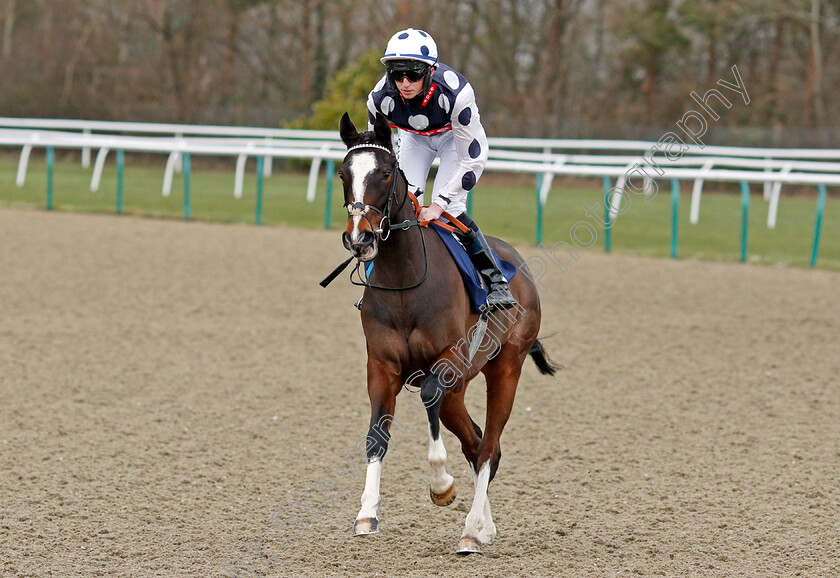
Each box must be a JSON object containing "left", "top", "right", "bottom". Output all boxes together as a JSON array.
[
  {"left": 383, "top": 170, "right": 392, "bottom": 180},
  {"left": 338, "top": 172, "right": 346, "bottom": 181}
]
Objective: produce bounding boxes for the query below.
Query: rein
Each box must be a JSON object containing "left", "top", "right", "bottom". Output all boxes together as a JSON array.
[{"left": 394, "top": 190, "right": 471, "bottom": 236}]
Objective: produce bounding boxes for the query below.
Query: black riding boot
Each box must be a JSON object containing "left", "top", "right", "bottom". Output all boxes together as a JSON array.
[{"left": 464, "top": 228, "right": 518, "bottom": 310}]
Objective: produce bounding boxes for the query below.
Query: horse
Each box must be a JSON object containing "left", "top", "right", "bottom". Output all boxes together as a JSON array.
[{"left": 335, "top": 111, "right": 558, "bottom": 554}]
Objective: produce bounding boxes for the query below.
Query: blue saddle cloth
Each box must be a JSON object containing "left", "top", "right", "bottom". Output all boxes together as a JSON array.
[{"left": 430, "top": 223, "right": 517, "bottom": 313}]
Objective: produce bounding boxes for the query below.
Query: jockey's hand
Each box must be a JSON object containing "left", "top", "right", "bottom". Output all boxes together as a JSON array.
[{"left": 418, "top": 202, "right": 444, "bottom": 222}]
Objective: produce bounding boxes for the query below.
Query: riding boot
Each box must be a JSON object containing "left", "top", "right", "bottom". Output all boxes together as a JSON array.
[{"left": 464, "top": 228, "right": 518, "bottom": 310}]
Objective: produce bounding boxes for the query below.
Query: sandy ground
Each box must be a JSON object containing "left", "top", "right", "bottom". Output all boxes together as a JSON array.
[{"left": 1, "top": 208, "right": 838, "bottom": 577}]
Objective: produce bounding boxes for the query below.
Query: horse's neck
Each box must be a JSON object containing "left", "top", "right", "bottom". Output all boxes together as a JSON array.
[
  {"left": 371, "top": 185, "right": 429, "bottom": 287},
  {"left": 365, "top": 183, "right": 465, "bottom": 333}
]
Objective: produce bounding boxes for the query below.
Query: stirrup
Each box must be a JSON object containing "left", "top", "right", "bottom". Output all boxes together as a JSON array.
[{"left": 486, "top": 286, "right": 518, "bottom": 310}]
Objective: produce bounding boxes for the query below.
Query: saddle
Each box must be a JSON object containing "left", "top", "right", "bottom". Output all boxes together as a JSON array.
[
  {"left": 397, "top": 191, "right": 518, "bottom": 312},
  {"left": 428, "top": 223, "right": 517, "bottom": 313}
]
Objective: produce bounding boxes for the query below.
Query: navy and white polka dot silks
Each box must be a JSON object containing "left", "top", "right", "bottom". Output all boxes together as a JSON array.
[{"left": 367, "top": 63, "right": 489, "bottom": 214}]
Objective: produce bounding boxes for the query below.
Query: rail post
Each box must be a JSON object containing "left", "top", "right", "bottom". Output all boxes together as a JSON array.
[
  {"left": 535, "top": 174, "right": 543, "bottom": 246},
  {"left": 810, "top": 184, "right": 827, "bottom": 268},
  {"left": 183, "top": 153, "right": 191, "bottom": 220},
  {"left": 116, "top": 150, "right": 125, "bottom": 215},
  {"left": 671, "top": 179, "right": 680, "bottom": 259},
  {"left": 256, "top": 156, "right": 265, "bottom": 225},
  {"left": 740, "top": 181, "right": 750, "bottom": 262},
  {"left": 324, "top": 159, "right": 335, "bottom": 229},
  {"left": 46, "top": 147, "right": 55, "bottom": 210},
  {"left": 603, "top": 176, "right": 612, "bottom": 253}
]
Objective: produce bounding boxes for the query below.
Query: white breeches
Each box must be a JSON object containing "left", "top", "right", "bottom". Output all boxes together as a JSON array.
[{"left": 397, "top": 130, "right": 468, "bottom": 217}]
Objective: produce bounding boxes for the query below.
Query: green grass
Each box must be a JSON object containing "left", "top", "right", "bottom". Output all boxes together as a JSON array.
[{"left": 1, "top": 153, "right": 838, "bottom": 270}]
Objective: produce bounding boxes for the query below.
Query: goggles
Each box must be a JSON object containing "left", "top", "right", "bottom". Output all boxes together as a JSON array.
[{"left": 386, "top": 61, "right": 429, "bottom": 83}]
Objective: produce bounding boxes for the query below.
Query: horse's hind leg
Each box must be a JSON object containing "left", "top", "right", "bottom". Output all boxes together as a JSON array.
[
  {"left": 436, "top": 388, "right": 482, "bottom": 505},
  {"left": 420, "top": 372, "right": 458, "bottom": 506},
  {"left": 458, "top": 345, "right": 527, "bottom": 554}
]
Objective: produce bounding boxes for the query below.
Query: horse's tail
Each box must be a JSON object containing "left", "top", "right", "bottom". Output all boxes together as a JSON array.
[{"left": 528, "top": 339, "right": 562, "bottom": 376}]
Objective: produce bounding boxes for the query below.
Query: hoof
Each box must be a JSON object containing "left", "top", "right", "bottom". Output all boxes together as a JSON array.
[
  {"left": 456, "top": 536, "right": 483, "bottom": 555},
  {"left": 430, "top": 483, "right": 457, "bottom": 506},
  {"left": 352, "top": 517, "right": 379, "bottom": 536}
]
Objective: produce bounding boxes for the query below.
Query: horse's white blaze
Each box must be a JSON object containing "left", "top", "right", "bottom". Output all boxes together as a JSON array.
[
  {"left": 356, "top": 458, "right": 382, "bottom": 520},
  {"left": 351, "top": 215, "right": 362, "bottom": 242},
  {"left": 428, "top": 425, "right": 454, "bottom": 495},
  {"left": 349, "top": 152, "right": 377, "bottom": 243},
  {"left": 462, "top": 462, "right": 496, "bottom": 544}
]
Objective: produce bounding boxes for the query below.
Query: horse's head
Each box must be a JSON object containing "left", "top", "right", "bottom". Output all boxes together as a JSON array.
[{"left": 338, "top": 112, "right": 398, "bottom": 262}]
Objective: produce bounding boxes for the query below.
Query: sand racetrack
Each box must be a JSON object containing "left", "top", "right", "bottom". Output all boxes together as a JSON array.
[{"left": 1, "top": 208, "right": 838, "bottom": 577}]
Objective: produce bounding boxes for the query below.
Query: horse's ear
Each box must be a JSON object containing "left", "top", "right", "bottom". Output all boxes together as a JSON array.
[
  {"left": 339, "top": 112, "right": 360, "bottom": 148},
  {"left": 373, "top": 112, "right": 392, "bottom": 148}
]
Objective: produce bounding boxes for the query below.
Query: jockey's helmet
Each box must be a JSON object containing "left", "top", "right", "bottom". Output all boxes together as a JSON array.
[{"left": 381, "top": 28, "right": 438, "bottom": 92}]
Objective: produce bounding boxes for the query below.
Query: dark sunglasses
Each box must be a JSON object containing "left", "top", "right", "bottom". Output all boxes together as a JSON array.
[{"left": 387, "top": 66, "right": 428, "bottom": 83}]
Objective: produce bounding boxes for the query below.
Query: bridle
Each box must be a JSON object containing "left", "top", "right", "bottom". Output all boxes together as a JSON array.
[
  {"left": 343, "top": 142, "right": 405, "bottom": 242},
  {"left": 342, "top": 142, "right": 429, "bottom": 291}
]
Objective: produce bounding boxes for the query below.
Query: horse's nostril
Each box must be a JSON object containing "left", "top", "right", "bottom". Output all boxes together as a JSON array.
[{"left": 344, "top": 230, "right": 375, "bottom": 256}]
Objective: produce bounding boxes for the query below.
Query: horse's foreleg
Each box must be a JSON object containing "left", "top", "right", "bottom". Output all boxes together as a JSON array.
[
  {"left": 420, "top": 372, "right": 457, "bottom": 506},
  {"left": 354, "top": 459, "right": 382, "bottom": 535},
  {"left": 354, "top": 361, "right": 401, "bottom": 536}
]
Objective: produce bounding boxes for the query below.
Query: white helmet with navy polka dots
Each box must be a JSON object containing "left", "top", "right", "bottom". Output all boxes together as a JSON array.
[{"left": 381, "top": 28, "right": 438, "bottom": 66}]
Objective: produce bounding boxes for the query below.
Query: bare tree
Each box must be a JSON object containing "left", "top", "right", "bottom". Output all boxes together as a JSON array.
[
  {"left": 0, "top": 0, "right": 838, "bottom": 142},
  {"left": 808, "top": 0, "right": 826, "bottom": 128},
  {"left": 1, "top": 0, "right": 15, "bottom": 61}
]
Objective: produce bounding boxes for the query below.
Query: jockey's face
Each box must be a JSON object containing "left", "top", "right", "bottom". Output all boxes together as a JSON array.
[
  {"left": 395, "top": 75, "right": 424, "bottom": 100},
  {"left": 386, "top": 60, "right": 428, "bottom": 100}
]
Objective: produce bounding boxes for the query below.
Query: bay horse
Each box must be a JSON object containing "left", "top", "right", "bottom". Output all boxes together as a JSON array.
[{"left": 335, "top": 111, "right": 557, "bottom": 554}]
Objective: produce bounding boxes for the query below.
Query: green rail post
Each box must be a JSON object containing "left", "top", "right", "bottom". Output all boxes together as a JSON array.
[
  {"left": 535, "top": 174, "right": 544, "bottom": 246},
  {"left": 46, "top": 147, "right": 55, "bottom": 210},
  {"left": 740, "top": 181, "right": 749, "bottom": 262},
  {"left": 324, "top": 159, "right": 335, "bottom": 230},
  {"left": 116, "top": 150, "right": 124, "bottom": 215},
  {"left": 810, "top": 184, "right": 827, "bottom": 268},
  {"left": 183, "top": 153, "right": 191, "bottom": 220},
  {"left": 255, "top": 156, "right": 265, "bottom": 225},
  {"left": 467, "top": 189, "right": 474, "bottom": 217},
  {"left": 671, "top": 179, "right": 679, "bottom": 259},
  {"left": 602, "top": 176, "right": 611, "bottom": 253}
]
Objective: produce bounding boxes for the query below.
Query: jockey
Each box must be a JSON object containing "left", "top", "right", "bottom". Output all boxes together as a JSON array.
[{"left": 366, "top": 28, "right": 517, "bottom": 311}]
